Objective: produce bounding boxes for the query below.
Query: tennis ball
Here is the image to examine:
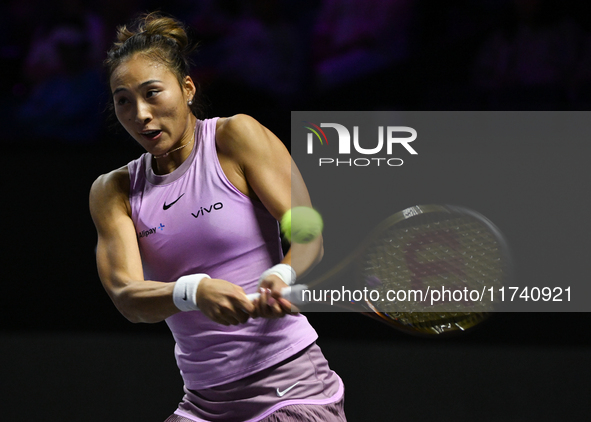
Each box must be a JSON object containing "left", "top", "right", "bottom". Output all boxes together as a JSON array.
[{"left": 281, "top": 207, "right": 323, "bottom": 244}]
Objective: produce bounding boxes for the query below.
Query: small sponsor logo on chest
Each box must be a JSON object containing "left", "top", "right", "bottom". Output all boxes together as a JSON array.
[
  {"left": 137, "top": 223, "right": 165, "bottom": 239},
  {"left": 138, "top": 227, "right": 155, "bottom": 238},
  {"left": 192, "top": 202, "right": 224, "bottom": 218}
]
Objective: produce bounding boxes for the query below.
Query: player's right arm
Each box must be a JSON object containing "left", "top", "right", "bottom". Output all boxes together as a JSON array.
[{"left": 89, "top": 167, "right": 254, "bottom": 325}]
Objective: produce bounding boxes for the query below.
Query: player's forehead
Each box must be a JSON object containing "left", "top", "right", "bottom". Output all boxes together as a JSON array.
[{"left": 109, "top": 53, "right": 176, "bottom": 94}]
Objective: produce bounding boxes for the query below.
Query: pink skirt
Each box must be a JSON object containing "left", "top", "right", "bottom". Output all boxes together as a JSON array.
[{"left": 165, "top": 342, "right": 346, "bottom": 422}]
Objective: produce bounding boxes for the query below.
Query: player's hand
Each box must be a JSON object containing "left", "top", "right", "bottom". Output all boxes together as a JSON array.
[
  {"left": 196, "top": 278, "right": 255, "bottom": 325},
  {"left": 252, "top": 274, "right": 299, "bottom": 319}
]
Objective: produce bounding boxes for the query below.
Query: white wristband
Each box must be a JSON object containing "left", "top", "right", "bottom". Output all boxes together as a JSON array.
[
  {"left": 257, "top": 264, "right": 296, "bottom": 287},
  {"left": 173, "top": 274, "right": 210, "bottom": 311}
]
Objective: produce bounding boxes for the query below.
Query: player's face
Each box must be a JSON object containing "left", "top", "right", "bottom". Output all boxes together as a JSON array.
[{"left": 110, "top": 53, "right": 195, "bottom": 157}]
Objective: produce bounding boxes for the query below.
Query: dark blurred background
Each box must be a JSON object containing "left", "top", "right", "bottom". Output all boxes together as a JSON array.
[{"left": 2, "top": 0, "right": 591, "bottom": 420}]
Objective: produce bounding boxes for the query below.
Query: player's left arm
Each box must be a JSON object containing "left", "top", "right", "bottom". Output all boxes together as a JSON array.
[{"left": 216, "top": 114, "right": 323, "bottom": 316}]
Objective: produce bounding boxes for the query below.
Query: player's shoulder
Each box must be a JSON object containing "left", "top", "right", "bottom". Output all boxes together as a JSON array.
[
  {"left": 215, "top": 114, "right": 278, "bottom": 155},
  {"left": 89, "top": 166, "right": 131, "bottom": 212},
  {"left": 91, "top": 165, "right": 130, "bottom": 194},
  {"left": 216, "top": 113, "right": 259, "bottom": 132},
  {"left": 216, "top": 114, "right": 262, "bottom": 142}
]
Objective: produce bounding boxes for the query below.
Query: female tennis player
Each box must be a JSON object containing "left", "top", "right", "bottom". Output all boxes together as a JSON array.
[{"left": 89, "top": 12, "right": 346, "bottom": 422}]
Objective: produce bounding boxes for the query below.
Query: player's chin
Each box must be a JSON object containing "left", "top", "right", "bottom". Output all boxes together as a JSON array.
[{"left": 134, "top": 135, "right": 169, "bottom": 154}]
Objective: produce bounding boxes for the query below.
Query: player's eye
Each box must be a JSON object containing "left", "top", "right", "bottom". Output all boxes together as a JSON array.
[{"left": 146, "top": 90, "right": 159, "bottom": 98}]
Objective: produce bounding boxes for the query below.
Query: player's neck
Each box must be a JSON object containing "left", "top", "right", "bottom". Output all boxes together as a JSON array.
[
  {"left": 152, "top": 118, "right": 196, "bottom": 175},
  {"left": 153, "top": 138, "right": 194, "bottom": 175}
]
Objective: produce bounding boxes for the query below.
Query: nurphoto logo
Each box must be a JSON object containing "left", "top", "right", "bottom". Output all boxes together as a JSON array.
[{"left": 302, "top": 121, "right": 417, "bottom": 167}]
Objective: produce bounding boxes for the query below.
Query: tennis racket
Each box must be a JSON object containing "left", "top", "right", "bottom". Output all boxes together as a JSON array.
[{"left": 249, "top": 204, "right": 511, "bottom": 336}]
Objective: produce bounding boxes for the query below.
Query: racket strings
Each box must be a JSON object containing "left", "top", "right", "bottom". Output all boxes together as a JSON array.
[{"left": 358, "top": 212, "right": 507, "bottom": 334}]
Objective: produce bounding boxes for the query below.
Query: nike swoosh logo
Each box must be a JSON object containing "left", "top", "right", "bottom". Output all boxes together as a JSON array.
[
  {"left": 276, "top": 381, "right": 300, "bottom": 397},
  {"left": 163, "top": 193, "right": 185, "bottom": 210}
]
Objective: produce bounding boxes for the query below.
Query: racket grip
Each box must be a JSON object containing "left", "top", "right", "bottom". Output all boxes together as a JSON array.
[{"left": 246, "top": 284, "right": 309, "bottom": 305}]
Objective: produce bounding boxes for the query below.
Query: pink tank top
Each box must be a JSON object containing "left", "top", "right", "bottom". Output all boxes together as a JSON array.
[{"left": 127, "top": 117, "right": 317, "bottom": 389}]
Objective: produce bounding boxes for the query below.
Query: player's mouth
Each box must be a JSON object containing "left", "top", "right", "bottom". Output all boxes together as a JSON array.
[{"left": 140, "top": 129, "right": 162, "bottom": 141}]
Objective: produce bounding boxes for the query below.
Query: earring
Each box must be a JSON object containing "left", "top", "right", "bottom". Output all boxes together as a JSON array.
[{"left": 188, "top": 99, "right": 193, "bottom": 106}]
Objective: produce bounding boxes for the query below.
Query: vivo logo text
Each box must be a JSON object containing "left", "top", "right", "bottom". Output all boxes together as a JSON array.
[{"left": 192, "top": 202, "right": 224, "bottom": 218}]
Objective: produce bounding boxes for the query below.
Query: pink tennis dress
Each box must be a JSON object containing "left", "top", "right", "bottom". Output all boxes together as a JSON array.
[{"left": 127, "top": 118, "right": 344, "bottom": 421}]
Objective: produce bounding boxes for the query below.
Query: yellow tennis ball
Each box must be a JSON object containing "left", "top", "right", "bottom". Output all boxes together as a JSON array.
[
  {"left": 280, "top": 209, "right": 292, "bottom": 241},
  {"left": 281, "top": 207, "right": 323, "bottom": 244}
]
